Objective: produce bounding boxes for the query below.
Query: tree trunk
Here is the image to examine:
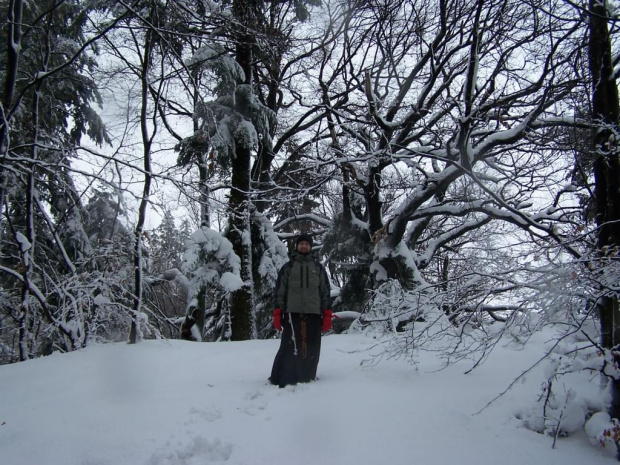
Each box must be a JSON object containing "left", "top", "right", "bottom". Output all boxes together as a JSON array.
[
  {"left": 227, "top": 140, "right": 254, "bottom": 340},
  {"left": 226, "top": 0, "right": 258, "bottom": 341},
  {"left": 130, "top": 12, "right": 156, "bottom": 344},
  {"left": 588, "top": 0, "right": 620, "bottom": 425},
  {"left": 18, "top": 90, "right": 39, "bottom": 361},
  {"left": 0, "top": 0, "right": 24, "bottom": 244},
  {"left": 365, "top": 165, "right": 384, "bottom": 237}
]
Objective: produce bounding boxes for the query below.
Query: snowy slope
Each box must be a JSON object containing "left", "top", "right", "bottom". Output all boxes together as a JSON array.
[{"left": 0, "top": 332, "right": 615, "bottom": 465}]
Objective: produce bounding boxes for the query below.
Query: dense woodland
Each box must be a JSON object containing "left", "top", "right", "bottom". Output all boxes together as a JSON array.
[{"left": 1, "top": 0, "right": 620, "bottom": 452}]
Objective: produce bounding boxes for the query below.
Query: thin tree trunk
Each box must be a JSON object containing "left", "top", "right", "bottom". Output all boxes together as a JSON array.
[
  {"left": 0, "top": 0, "right": 24, "bottom": 243},
  {"left": 130, "top": 15, "right": 156, "bottom": 344},
  {"left": 18, "top": 101, "right": 37, "bottom": 360}
]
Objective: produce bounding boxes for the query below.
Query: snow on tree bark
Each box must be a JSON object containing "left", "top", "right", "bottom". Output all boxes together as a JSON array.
[{"left": 588, "top": 0, "right": 620, "bottom": 429}]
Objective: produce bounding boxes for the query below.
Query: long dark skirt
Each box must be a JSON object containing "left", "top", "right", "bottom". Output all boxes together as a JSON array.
[{"left": 269, "top": 312, "right": 322, "bottom": 388}]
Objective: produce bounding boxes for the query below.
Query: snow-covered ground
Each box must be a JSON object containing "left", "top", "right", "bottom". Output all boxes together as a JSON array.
[{"left": 0, "top": 330, "right": 615, "bottom": 465}]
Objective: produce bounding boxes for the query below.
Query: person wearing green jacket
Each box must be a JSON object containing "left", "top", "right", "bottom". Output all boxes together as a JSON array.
[{"left": 269, "top": 233, "right": 333, "bottom": 388}]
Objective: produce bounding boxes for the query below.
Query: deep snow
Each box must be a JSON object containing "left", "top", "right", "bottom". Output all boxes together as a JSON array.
[{"left": 0, "top": 331, "right": 615, "bottom": 465}]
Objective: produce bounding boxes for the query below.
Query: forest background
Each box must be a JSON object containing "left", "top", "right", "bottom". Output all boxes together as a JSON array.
[{"left": 2, "top": 0, "right": 620, "bottom": 457}]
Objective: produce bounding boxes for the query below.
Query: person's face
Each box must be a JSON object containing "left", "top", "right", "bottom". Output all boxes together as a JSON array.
[{"left": 297, "top": 240, "right": 311, "bottom": 254}]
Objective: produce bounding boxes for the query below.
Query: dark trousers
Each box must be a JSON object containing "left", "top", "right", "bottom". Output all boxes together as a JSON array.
[{"left": 269, "top": 312, "right": 322, "bottom": 388}]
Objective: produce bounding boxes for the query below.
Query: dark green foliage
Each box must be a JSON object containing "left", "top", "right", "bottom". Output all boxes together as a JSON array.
[
  {"left": 3, "top": 0, "right": 111, "bottom": 148},
  {"left": 0, "top": 0, "right": 112, "bottom": 272},
  {"left": 83, "top": 188, "right": 129, "bottom": 245},
  {"left": 322, "top": 212, "right": 373, "bottom": 314}
]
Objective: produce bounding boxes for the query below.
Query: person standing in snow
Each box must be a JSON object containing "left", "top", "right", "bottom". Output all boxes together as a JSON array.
[{"left": 269, "top": 233, "right": 333, "bottom": 388}]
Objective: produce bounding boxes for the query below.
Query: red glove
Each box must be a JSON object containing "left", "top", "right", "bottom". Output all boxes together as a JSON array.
[
  {"left": 322, "top": 310, "right": 333, "bottom": 332},
  {"left": 273, "top": 308, "right": 282, "bottom": 331}
]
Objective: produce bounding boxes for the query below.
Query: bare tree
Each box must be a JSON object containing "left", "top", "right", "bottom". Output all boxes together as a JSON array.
[{"left": 299, "top": 0, "right": 585, "bottom": 316}]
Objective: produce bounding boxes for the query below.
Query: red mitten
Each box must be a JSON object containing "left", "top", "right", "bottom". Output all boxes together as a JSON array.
[
  {"left": 273, "top": 308, "right": 282, "bottom": 331},
  {"left": 322, "top": 309, "right": 333, "bottom": 332}
]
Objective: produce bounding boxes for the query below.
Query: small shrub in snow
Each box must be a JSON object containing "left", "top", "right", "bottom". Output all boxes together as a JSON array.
[
  {"left": 181, "top": 227, "right": 242, "bottom": 341},
  {"left": 517, "top": 327, "right": 617, "bottom": 453},
  {"left": 586, "top": 411, "right": 620, "bottom": 452}
]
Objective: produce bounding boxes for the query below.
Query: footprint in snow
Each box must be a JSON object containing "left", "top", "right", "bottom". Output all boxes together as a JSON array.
[
  {"left": 187, "top": 406, "right": 222, "bottom": 423},
  {"left": 237, "top": 402, "right": 267, "bottom": 416},
  {"left": 235, "top": 390, "right": 267, "bottom": 416},
  {"left": 243, "top": 389, "right": 263, "bottom": 401},
  {"left": 146, "top": 436, "right": 233, "bottom": 464}
]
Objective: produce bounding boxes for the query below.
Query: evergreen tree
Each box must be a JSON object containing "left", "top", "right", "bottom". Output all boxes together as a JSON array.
[
  {"left": 0, "top": 0, "right": 112, "bottom": 360},
  {"left": 146, "top": 210, "right": 189, "bottom": 336}
]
